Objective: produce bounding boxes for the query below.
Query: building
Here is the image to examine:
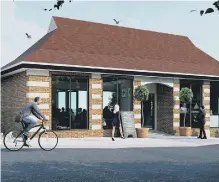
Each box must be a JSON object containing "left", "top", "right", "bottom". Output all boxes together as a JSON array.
[{"left": 1, "top": 16, "right": 219, "bottom": 138}]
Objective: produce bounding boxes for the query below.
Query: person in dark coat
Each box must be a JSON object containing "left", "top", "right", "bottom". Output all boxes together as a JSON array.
[
  {"left": 198, "top": 105, "right": 207, "bottom": 139},
  {"left": 111, "top": 104, "right": 125, "bottom": 141}
]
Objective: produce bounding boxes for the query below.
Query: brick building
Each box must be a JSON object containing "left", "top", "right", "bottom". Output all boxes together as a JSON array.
[{"left": 1, "top": 17, "right": 219, "bottom": 138}]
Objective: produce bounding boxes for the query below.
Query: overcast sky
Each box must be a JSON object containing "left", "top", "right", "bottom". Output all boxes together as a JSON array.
[{"left": 1, "top": 0, "right": 219, "bottom": 68}]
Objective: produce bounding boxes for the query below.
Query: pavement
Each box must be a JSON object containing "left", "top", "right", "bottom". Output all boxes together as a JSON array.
[{"left": 1, "top": 131, "right": 219, "bottom": 149}]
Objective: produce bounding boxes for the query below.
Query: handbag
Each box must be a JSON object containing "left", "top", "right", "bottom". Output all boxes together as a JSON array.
[
  {"left": 14, "top": 113, "right": 23, "bottom": 123},
  {"left": 102, "top": 119, "right": 106, "bottom": 127}
]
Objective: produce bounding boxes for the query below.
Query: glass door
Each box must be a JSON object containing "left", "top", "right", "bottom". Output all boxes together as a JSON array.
[{"left": 143, "top": 93, "right": 155, "bottom": 129}]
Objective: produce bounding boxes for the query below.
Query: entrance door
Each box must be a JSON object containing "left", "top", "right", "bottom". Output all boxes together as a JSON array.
[{"left": 143, "top": 93, "right": 155, "bottom": 129}]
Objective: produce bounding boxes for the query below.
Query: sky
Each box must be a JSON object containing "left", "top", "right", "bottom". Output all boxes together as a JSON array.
[{"left": 1, "top": 0, "right": 219, "bottom": 68}]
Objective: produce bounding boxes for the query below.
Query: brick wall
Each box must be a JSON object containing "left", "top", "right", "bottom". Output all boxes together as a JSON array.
[
  {"left": 173, "top": 80, "right": 180, "bottom": 135},
  {"left": 191, "top": 128, "right": 219, "bottom": 138},
  {"left": 1, "top": 72, "right": 27, "bottom": 135},
  {"left": 89, "top": 77, "right": 103, "bottom": 130},
  {"left": 26, "top": 75, "right": 51, "bottom": 130},
  {"left": 157, "top": 84, "right": 174, "bottom": 134},
  {"left": 202, "top": 81, "right": 211, "bottom": 138},
  {"left": 133, "top": 80, "right": 141, "bottom": 128}
]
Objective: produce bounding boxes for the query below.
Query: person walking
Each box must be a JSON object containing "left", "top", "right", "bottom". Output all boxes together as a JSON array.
[
  {"left": 111, "top": 104, "right": 125, "bottom": 141},
  {"left": 197, "top": 105, "right": 207, "bottom": 139}
]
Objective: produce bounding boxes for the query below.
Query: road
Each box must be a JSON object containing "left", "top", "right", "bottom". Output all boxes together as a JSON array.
[{"left": 1, "top": 144, "right": 219, "bottom": 182}]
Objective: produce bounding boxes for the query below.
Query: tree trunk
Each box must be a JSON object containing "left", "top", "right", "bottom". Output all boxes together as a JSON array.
[{"left": 141, "top": 101, "right": 144, "bottom": 127}]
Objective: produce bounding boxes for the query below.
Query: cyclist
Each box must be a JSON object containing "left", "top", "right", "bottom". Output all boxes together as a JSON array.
[{"left": 20, "top": 97, "right": 48, "bottom": 146}]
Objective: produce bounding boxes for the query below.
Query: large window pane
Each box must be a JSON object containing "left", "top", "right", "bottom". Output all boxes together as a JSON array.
[
  {"left": 52, "top": 76, "right": 71, "bottom": 130},
  {"left": 118, "top": 79, "right": 133, "bottom": 111},
  {"left": 52, "top": 76, "right": 88, "bottom": 130},
  {"left": 70, "top": 78, "right": 88, "bottom": 130},
  {"left": 103, "top": 77, "right": 117, "bottom": 129},
  {"left": 102, "top": 77, "right": 133, "bottom": 129},
  {"left": 180, "top": 80, "right": 202, "bottom": 128},
  {"left": 58, "top": 92, "right": 66, "bottom": 109}
]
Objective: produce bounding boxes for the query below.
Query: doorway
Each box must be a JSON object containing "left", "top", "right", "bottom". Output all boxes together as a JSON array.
[{"left": 143, "top": 93, "right": 155, "bottom": 129}]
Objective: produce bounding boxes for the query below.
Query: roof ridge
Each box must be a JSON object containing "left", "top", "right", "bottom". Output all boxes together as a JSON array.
[{"left": 52, "top": 16, "right": 188, "bottom": 38}]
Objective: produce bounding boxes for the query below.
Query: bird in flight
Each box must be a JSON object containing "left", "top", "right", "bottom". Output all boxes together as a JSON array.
[
  {"left": 54, "top": 0, "right": 64, "bottom": 10},
  {"left": 213, "top": 1, "right": 219, "bottom": 10},
  {"left": 25, "top": 33, "right": 31, "bottom": 39},
  {"left": 42, "top": 8, "right": 52, "bottom": 11},
  {"left": 205, "top": 8, "right": 214, "bottom": 14},
  {"left": 190, "top": 9, "right": 197, "bottom": 12},
  {"left": 113, "top": 19, "right": 120, "bottom": 24},
  {"left": 200, "top": 10, "right": 205, "bottom": 16},
  {"left": 200, "top": 8, "right": 214, "bottom": 16}
]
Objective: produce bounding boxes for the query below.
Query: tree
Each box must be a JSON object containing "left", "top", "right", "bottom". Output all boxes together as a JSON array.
[
  {"left": 108, "top": 92, "right": 117, "bottom": 108},
  {"left": 134, "top": 85, "right": 149, "bottom": 127},
  {"left": 179, "top": 87, "right": 193, "bottom": 127}
]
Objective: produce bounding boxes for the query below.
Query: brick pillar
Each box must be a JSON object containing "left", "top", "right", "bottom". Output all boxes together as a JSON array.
[
  {"left": 133, "top": 80, "right": 142, "bottom": 128},
  {"left": 173, "top": 79, "right": 180, "bottom": 135},
  {"left": 26, "top": 74, "right": 51, "bottom": 131},
  {"left": 202, "top": 81, "right": 211, "bottom": 138},
  {"left": 89, "top": 77, "right": 103, "bottom": 130}
]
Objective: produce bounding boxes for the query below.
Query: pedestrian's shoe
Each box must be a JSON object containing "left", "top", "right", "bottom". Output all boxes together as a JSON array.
[
  {"left": 121, "top": 136, "right": 125, "bottom": 139},
  {"left": 112, "top": 137, "right": 115, "bottom": 141},
  {"left": 201, "top": 136, "right": 207, "bottom": 139},
  {"left": 197, "top": 136, "right": 202, "bottom": 139}
]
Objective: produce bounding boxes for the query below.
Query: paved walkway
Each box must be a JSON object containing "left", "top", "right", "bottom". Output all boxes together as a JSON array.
[{"left": 1, "top": 133, "right": 219, "bottom": 149}]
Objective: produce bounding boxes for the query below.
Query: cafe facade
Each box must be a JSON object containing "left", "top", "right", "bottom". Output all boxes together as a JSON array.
[{"left": 1, "top": 17, "right": 219, "bottom": 138}]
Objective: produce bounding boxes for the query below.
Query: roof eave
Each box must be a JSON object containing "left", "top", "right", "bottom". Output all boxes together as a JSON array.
[{"left": 1, "top": 61, "right": 219, "bottom": 81}]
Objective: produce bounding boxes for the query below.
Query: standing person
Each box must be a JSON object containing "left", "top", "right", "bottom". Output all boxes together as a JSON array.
[
  {"left": 20, "top": 97, "right": 48, "bottom": 146},
  {"left": 111, "top": 104, "right": 125, "bottom": 141},
  {"left": 197, "top": 105, "right": 207, "bottom": 139}
]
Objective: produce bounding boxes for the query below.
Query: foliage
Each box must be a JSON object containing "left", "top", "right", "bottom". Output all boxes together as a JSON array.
[
  {"left": 134, "top": 85, "right": 149, "bottom": 102},
  {"left": 179, "top": 87, "right": 193, "bottom": 104},
  {"left": 108, "top": 92, "right": 117, "bottom": 108}
]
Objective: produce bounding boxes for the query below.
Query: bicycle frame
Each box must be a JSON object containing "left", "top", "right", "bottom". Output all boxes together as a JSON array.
[{"left": 13, "top": 122, "right": 47, "bottom": 143}]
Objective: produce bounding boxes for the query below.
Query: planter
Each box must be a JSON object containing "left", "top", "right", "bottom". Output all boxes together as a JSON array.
[
  {"left": 179, "top": 127, "right": 192, "bottom": 136},
  {"left": 136, "top": 128, "right": 149, "bottom": 138}
]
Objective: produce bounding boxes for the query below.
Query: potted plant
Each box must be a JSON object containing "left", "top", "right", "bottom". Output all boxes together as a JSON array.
[
  {"left": 179, "top": 87, "right": 193, "bottom": 136},
  {"left": 134, "top": 85, "right": 150, "bottom": 138}
]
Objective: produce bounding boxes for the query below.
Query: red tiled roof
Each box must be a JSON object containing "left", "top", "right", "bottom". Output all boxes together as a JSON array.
[{"left": 4, "top": 16, "right": 219, "bottom": 76}]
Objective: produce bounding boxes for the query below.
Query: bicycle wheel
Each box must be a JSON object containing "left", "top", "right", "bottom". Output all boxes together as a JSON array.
[
  {"left": 3, "top": 130, "right": 24, "bottom": 151},
  {"left": 38, "top": 130, "right": 58, "bottom": 151}
]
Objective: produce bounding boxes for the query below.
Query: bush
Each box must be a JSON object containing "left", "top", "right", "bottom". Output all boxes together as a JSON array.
[
  {"left": 134, "top": 85, "right": 149, "bottom": 102},
  {"left": 179, "top": 87, "right": 193, "bottom": 104}
]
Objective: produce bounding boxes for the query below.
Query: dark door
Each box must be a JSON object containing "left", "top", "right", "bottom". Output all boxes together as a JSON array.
[{"left": 143, "top": 93, "right": 155, "bottom": 129}]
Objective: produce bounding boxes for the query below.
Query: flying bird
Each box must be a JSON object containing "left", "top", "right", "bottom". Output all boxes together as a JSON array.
[
  {"left": 213, "top": 1, "right": 219, "bottom": 10},
  {"left": 200, "top": 10, "right": 205, "bottom": 16},
  {"left": 205, "top": 8, "right": 214, "bottom": 14},
  {"left": 57, "top": 0, "right": 64, "bottom": 6},
  {"left": 190, "top": 9, "right": 197, "bottom": 12},
  {"left": 25, "top": 33, "right": 31, "bottom": 39},
  {"left": 113, "top": 19, "right": 120, "bottom": 24},
  {"left": 49, "top": 8, "right": 52, "bottom": 11},
  {"left": 54, "top": 0, "right": 64, "bottom": 10}
]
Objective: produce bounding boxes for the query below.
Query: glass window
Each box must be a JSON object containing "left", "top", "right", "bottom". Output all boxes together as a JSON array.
[
  {"left": 180, "top": 80, "right": 202, "bottom": 128},
  {"left": 52, "top": 76, "right": 88, "bottom": 130},
  {"left": 210, "top": 82, "right": 219, "bottom": 115},
  {"left": 102, "top": 77, "right": 133, "bottom": 129}
]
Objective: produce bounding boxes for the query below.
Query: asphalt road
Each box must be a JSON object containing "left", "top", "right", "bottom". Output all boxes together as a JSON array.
[{"left": 1, "top": 145, "right": 219, "bottom": 182}]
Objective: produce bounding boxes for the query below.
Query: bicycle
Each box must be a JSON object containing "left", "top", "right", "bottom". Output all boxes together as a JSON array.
[{"left": 3, "top": 120, "right": 58, "bottom": 151}]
